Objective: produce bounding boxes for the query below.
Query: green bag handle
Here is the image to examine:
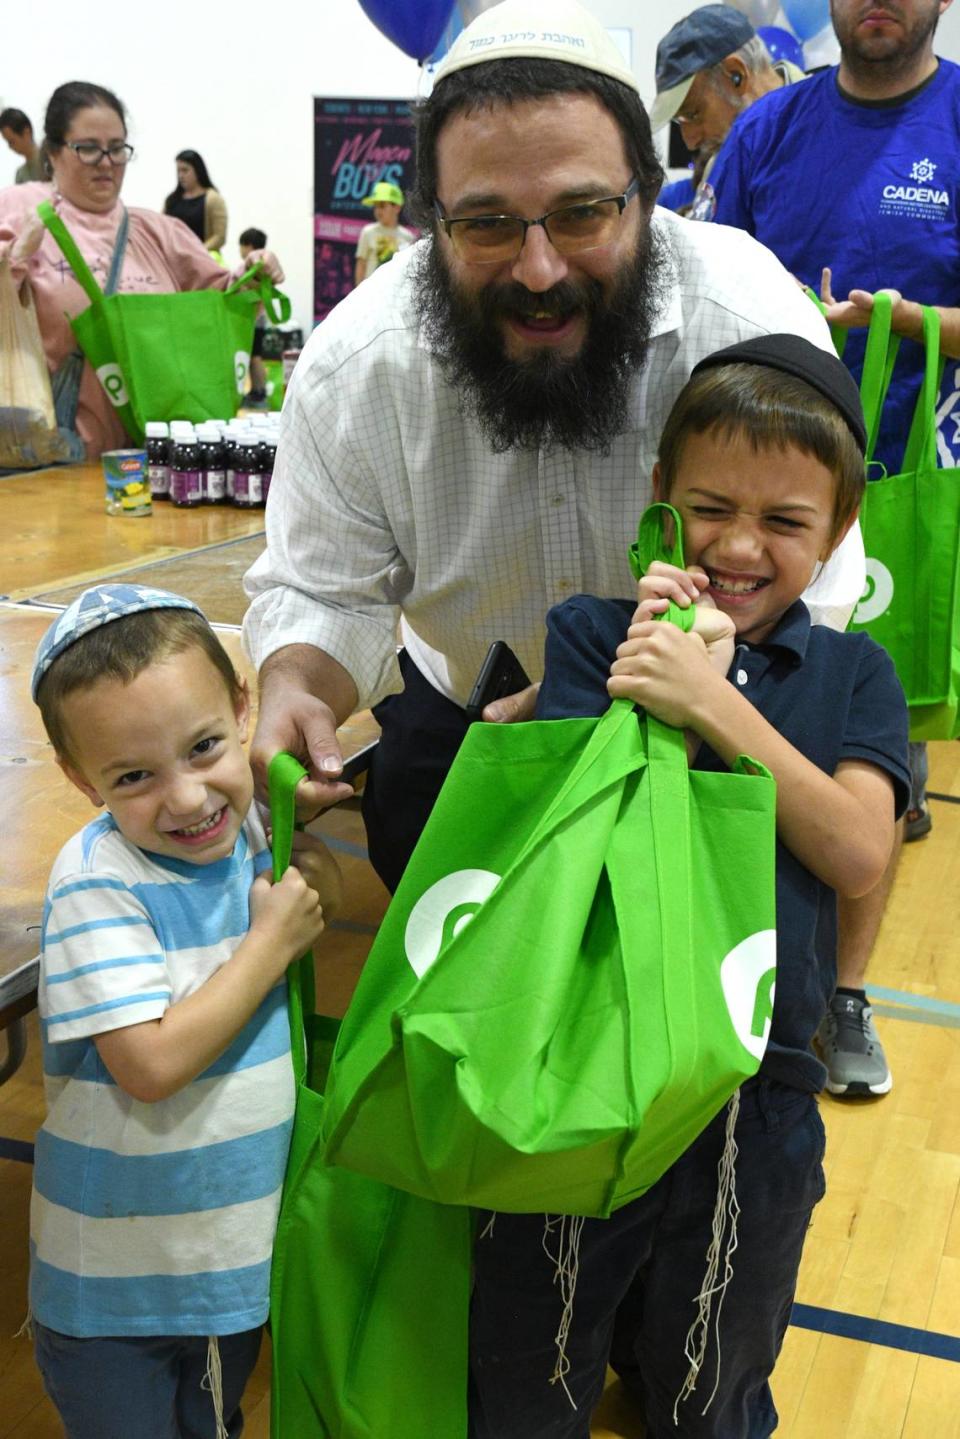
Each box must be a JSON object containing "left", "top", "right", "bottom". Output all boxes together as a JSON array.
[
  {"left": 629, "top": 500, "right": 696, "bottom": 636},
  {"left": 224, "top": 261, "right": 292, "bottom": 325},
  {"left": 900, "top": 304, "right": 945, "bottom": 475},
  {"left": 858, "top": 291, "right": 902, "bottom": 465},
  {"left": 37, "top": 200, "right": 105, "bottom": 307},
  {"left": 268, "top": 751, "right": 315, "bottom": 1089},
  {"left": 39, "top": 199, "right": 292, "bottom": 326}
]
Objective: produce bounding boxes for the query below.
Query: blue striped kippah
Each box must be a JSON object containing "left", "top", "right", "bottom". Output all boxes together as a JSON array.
[{"left": 31, "top": 584, "right": 204, "bottom": 700}]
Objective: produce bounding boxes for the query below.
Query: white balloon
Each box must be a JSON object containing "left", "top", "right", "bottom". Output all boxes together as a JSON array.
[
  {"left": 724, "top": 0, "right": 783, "bottom": 26},
  {"left": 803, "top": 21, "right": 840, "bottom": 68}
]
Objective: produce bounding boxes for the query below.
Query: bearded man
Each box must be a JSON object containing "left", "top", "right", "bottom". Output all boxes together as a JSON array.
[{"left": 243, "top": 0, "right": 857, "bottom": 893}]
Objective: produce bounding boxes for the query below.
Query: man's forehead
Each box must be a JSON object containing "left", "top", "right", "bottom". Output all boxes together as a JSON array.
[{"left": 435, "top": 92, "right": 629, "bottom": 191}]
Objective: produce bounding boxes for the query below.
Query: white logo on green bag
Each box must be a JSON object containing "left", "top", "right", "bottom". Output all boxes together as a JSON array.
[
  {"left": 235, "top": 350, "right": 250, "bottom": 394},
  {"left": 854, "top": 558, "right": 894, "bottom": 624},
  {"left": 96, "top": 363, "right": 128, "bottom": 407},
  {"left": 720, "top": 931, "right": 777, "bottom": 1061},
  {"left": 404, "top": 869, "right": 500, "bottom": 978}
]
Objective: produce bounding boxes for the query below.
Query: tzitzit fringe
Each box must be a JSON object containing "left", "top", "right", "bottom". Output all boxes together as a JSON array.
[
  {"left": 202, "top": 1335, "right": 229, "bottom": 1439},
  {"left": 672, "top": 1087, "right": 742, "bottom": 1426},
  {"left": 477, "top": 1213, "right": 497, "bottom": 1241},
  {"left": 543, "top": 1212, "right": 586, "bottom": 1410}
]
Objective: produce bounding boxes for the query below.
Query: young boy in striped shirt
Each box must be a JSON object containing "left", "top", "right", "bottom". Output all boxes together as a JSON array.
[{"left": 28, "top": 583, "right": 338, "bottom": 1439}]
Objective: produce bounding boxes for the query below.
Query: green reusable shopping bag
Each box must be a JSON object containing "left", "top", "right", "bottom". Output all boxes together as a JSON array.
[
  {"left": 36, "top": 200, "right": 291, "bottom": 445},
  {"left": 266, "top": 754, "right": 471, "bottom": 1439},
  {"left": 322, "top": 505, "right": 778, "bottom": 1220},
  {"left": 847, "top": 292, "right": 960, "bottom": 739}
]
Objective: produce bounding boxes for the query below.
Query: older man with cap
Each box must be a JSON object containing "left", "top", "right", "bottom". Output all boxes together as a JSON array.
[{"left": 651, "top": 4, "right": 806, "bottom": 220}]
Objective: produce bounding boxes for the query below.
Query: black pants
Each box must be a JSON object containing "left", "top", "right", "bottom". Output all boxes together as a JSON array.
[
  {"left": 361, "top": 650, "right": 472, "bottom": 892},
  {"left": 468, "top": 1082, "right": 825, "bottom": 1439}
]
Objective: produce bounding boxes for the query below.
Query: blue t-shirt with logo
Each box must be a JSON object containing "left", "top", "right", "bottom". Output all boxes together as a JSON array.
[{"left": 708, "top": 61, "right": 960, "bottom": 476}]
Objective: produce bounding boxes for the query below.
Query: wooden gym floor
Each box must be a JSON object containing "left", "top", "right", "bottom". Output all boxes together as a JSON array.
[{"left": 2, "top": 465, "right": 960, "bottom": 1436}]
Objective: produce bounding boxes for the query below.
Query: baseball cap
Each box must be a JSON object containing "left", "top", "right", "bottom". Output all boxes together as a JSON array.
[
  {"left": 363, "top": 181, "right": 405, "bottom": 207},
  {"left": 650, "top": 4, "right": 755, "bottom": 131},
  {"left": 432, "top": 0, "right": 638, "bottom": 93},
  {"left": 32, "top": 583, "right": 204, "bottom": 700},
  {"left": 690, "top": 334, "right": 868, "bottom": 453}
]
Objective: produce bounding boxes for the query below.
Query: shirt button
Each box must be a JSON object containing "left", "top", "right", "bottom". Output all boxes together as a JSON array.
[{"left": 736, "top": 668, "right": 749, "bottom": 686}]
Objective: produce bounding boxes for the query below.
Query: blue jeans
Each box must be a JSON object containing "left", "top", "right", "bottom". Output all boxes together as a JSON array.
[
  {"left": 34, "top": 1324, "right": 262, "bottom": 1439},
  {"left": 468, "top": 1080, "right": 826, "bottom": 1439}
]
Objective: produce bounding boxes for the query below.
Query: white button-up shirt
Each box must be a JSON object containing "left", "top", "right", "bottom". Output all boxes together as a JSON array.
[{"left": 243, "top": 207, "right": 864, "bottom": 711}]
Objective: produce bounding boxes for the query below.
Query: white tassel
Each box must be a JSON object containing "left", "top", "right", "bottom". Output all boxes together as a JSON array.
[
  {"left": 542, "top": 1213, "right": 586, "bottom": 1410},
  {"left": 202, "top": 1335, "right": 229, "bottom": 1439},
  {"left": 672, "top": 1088, "right": 742, "bottom": 1426},
  {"left": 13, "top": 1308, "right": 33, "bottom": 1341}
]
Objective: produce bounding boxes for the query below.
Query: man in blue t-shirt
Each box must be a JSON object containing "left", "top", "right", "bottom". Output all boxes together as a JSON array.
[{"left": 704, "top": 0, "right": 960, "bottom": 1099}]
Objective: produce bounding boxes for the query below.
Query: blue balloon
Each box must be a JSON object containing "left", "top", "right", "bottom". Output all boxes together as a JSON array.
[
  {"left": 780, "top": 0, "right": 831, "bottom": 43},
  {"left": 359, "top": 0, "right": 457, "bottom": 62},
  {"left": 757, "top": 24, "right": 806, "bottom": 69},
  {"left": 428, "top": 3, "right": 465, "bottom": 66}
]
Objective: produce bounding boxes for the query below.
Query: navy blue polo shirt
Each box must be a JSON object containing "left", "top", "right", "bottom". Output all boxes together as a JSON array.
[{"left": 536, "top": 595, "right": 910, "bottom": 1093}]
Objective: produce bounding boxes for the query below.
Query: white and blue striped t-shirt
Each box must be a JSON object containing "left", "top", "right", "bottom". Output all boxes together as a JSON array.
[{"left": 31, "top": 807, "right": 295, "bottom": 1338}]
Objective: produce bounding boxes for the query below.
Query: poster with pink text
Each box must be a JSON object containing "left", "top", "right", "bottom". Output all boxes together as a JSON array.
[{"left": 314, "top": 97, "right": 417, "bottom": 325}]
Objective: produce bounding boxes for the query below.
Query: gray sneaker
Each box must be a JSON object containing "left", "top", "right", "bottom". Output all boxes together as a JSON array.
[{"left": 817, "top": 994, "right": 892, "bottom": 1097}]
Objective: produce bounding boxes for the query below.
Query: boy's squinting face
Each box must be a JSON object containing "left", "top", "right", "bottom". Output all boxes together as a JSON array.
[
  {"left": 657, "top": 429, "right": 847, "bottom": 645},
  {"left": 59, "top": 646, "right": 253, "bottom": 865}
]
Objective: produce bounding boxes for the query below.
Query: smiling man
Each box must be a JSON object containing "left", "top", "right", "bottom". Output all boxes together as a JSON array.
[{"left": 244, "top": 0, "right": 860, "bottom": 899}]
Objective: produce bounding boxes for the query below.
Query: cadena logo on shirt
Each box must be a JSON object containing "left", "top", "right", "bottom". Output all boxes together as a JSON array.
[
  {"left": 881, "top": 156, "right": 949, "bottom": 216},
  {"left": 720, "top": 931, "right": 777, "bottom": 1061},
  {"left": 96, "top": 363, "right": 129, "bottom": 407},
  {"left": 404, "top": 868, "right": 501, "bottom": 977},
  {"left": 854, "top": 558, "right": 895, "bottom": 624}
]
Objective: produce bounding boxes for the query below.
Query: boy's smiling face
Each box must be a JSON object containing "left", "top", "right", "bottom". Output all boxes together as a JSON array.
[
  {"left": 657, "top": 428, "right": 851, "bottom": 645},
  {"left": 58, "top": 646, "right": 253, "bottom": 865}
]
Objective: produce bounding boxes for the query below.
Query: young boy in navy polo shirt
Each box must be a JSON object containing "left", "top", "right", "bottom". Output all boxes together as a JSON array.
[{"left": 468, "top": 337, "right": 910, "bottom": 1439}]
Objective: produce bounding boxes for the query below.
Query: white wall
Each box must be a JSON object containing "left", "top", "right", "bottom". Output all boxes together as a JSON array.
[{"left": 6, "top": 0, "right": 960, "bottom": 331}]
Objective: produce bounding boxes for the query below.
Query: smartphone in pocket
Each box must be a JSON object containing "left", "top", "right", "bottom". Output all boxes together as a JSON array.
[{"left": 465, "top": 641, "right": 531, "bottom": 722}]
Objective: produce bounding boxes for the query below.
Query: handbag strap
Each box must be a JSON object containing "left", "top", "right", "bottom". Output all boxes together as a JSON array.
[
  {"left": 900, "top": 305, "right": 944, "bottom": 474},
  {"left": 268, "top": 750, "right": 314, "bottom": 1088},
  {"left": 104, "top": 208, "right": 129, "bottom": 296}
]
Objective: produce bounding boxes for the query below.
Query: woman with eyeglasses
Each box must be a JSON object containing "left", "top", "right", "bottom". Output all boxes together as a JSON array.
[
  {"left": 163, "top": 149, "right": 228, "bottom": 258},
  {"left": 0, "top": 81, "right": 282, "bottom": 459}
]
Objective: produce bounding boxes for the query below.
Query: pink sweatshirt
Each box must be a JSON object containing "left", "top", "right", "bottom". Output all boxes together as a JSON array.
[{"left": 0, "top": 184, "right": 238, "bottom": 457}]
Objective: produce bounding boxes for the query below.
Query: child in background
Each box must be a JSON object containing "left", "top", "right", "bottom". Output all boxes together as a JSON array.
[
  {"left": 29, "top": 583, "right": 340, "bottom": 1439},
  {"left": 353, "top": 181, "right": 415, "bottom": 286},
  {"left": 239, "top": 226, "right": 269, "bottom": 407},
  {"left": 469, "top": 336, "right": 910, "bottom": 1439}
]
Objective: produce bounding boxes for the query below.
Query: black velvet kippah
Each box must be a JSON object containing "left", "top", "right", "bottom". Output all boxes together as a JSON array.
[{"left": 690, "top": 334, "right": 867, "bottom": 455}]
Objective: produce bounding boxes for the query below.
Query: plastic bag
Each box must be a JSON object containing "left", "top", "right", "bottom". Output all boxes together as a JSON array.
[{"left": 0, "top": 259, "right": 69, "bottom": 469}]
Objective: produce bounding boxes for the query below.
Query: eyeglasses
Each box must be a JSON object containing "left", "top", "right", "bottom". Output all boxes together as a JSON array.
[
  {"left": 66, "top": 141, "right": 134, "bottom": 166},
  {"left": 434, "top": 177, "right": 640, "bottom": 265}
]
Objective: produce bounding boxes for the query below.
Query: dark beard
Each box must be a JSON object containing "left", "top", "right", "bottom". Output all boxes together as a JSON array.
[
  {"left": 831, "top": 1, "right": 941, "bottom": 85},
  {"left": 414, "top": 224, "right": 669, "bottom": 454}
]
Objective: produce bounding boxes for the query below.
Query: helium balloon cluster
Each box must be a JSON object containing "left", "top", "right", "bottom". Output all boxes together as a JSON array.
[{"left": 724, "top": 0, "right": 838, "bottom": 69}]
